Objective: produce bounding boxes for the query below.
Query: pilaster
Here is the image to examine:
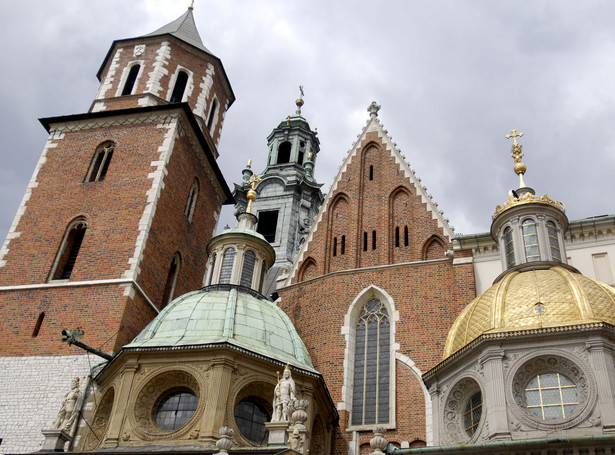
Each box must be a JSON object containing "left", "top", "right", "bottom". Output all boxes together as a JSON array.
[
  {"left": 479, "top": 349, "right": 511, "bottom": 440},
  {"left": 585, "top": 337, "right": 615, "bottom": 432},
  {"left": 102, "top": 359, "right": 139, "bottom": 447},
  {"left": 199, "top": 358, "right": 236, "bottom": 443}
]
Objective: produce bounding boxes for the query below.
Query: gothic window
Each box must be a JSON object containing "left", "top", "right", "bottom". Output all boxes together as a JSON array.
[
  {"left": 207, "top": 97, "right": 219, "bottom": 134},
  {"left": 369, "top": 165, "right": 374, "bottom": 181},
  {"left": 50, "top": 218, "right": 87, "bottom": 280},
  {"left": 522, "top": 219, "right": 540, "bottom": 262},
  {"left": 121, "top": 64, "right": 141, "bottom": 95},
  {"left": 352, "top": 298, "right": 390, "bottom": 426},
  {"left": 170, "top": 70, "right": 188, "bottom": 103},
  {"left": 333, "top": 237, "right": 338, "bottom": 257},
  {"left": 161, "top": 253, "right": 181, "bottom": 308},
  {"left": 372, "top": 231, "right": 377, "bottom": 250},
  {"left": 504, "top": 226, "right": 515, "bottom": 268},
  {"left": 240, "top": 250, "right": 256, "bottom": 287},
  {"left": 363, "top": 232, "right": 368, "bottom": 251},
  {"left": 547, "top": 221, "right": 561, "bottom": 262},
  {"left": 85, "top": 142, "right": 114, "bottom": 182},
  {"left": 219, "top": 248, "right": 235, "bottom": 284},
  {"left": 395, "top": 227, "right": 400, "bottom": 247},
  {"left": 404, "top": 226, "right": 409, "bottom": 246},
  {"left": 184, "top": 178, "right": 199, "bottom": 222},
  {"left": 277, "top": 141, "right": 291, "bottom": 164},
  {"left": 341, "top": 235, "right": 346, "bottom": 255},
  {"left": 257, "top": 210, "right": 278, "bottom": 243}
]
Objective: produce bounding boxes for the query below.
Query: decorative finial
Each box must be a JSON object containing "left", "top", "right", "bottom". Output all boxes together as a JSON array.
[
  {"left": 296, "top": 85, "right": 305, "bottom": 115},
  {"left": 188, "top": 0, "right": 195, "bottom": 10},
  {"left": 241, "top": 159, "right": 253, "bottom": 183},
  {"left": 245, "top": 171, "right": 263, "bottom": 214},
  {"left": 368, "top": 101, "right": 381, "bottom": 119},
  {"left": 505, "top": 129, "right": 527, "bottom": 188}
]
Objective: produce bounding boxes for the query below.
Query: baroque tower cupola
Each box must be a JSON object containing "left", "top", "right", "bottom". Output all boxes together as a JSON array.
[
  {"left": 234, "top": 89, "right": 324, "bottom": 297},
  {"left": 491, "top": 130, "right": 568, "bottom": 273}
]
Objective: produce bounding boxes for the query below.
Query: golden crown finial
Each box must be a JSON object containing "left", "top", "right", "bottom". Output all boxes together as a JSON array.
[
  {"left": 505, "top": 129, "right": 527, "bottom": 187},
  {"left": 245, "top": 172, "right": 262, "bottom": 214}
]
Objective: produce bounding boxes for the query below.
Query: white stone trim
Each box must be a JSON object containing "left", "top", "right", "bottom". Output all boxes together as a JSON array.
[
  {"left": 95, "top": 48, "right": 123, "bottom": 104},
  {"left": 339, "top": 285, "right": 397, "bottom": 429},
  {"left": 122, "top": 118, "right": 178, "bottom": 282},
  {"left": 395, "top": 352, "right": 433, "bottom": 446},
  {"left": 206, "top": 94, "right": 220, "bottom": 136},
  {"left": 0, "top": 135, "right": 63, "bottom": 267},
  {"left": 145, "top": 41, "right": 171, "bottom": 98},
  {"left": 286, "top": 113, "right": 455, "bottom": 284},
  {"left": 194, "top": 63, "right": 215, "bottom": 119},
  {"left": 0, "top": 278, "right": 158, "bottom": 313}
]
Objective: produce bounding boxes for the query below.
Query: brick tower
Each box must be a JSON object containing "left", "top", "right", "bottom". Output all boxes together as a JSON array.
[
  {"left": 277, "top": 102, "right": 477, "bottom": 454},
  {"left": 0, "top": 8, "right": 233, "bottom": 453},
  {"left": 233, "top": 93, "right": 323, "bottom": 297}
]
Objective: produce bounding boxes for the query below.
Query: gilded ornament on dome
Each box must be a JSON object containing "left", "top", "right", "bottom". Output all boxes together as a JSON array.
[{"left": 492, "top": 192, "right": 566, "bottom": 220}]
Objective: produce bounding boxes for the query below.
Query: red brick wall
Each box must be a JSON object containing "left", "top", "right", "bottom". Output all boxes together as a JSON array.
[
  {"left": 278, "top": 128, "right": 477, "bottom": 450},
  {"left": 0, "top": 113, "right": 225, "bottom": 356}
]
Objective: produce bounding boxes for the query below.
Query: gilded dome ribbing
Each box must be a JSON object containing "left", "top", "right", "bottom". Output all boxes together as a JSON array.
[{"left": 443, "top": 266, "right": 615, "bottom": 358}]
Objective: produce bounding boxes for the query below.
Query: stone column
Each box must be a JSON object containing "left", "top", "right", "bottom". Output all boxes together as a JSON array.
[
  {"left": 586, "top": 337, "right": 615, "bottom": 432},
  {"left": 428, "top": 383, "right": 441, "bottom": 446},
  {"left": 199, "top": 358, "right": 236, "bottom": 443},
  {"left": 479, "top": 349, "right": 511, "bottom": 440},
  {"left": 102, "top": 359, "right": 139, "bottom": 447}
]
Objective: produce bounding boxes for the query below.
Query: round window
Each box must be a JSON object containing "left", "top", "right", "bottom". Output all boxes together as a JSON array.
[
  {"left": 524, "top": 372, "right": 578, "bottom": 420},
  {"left": 463, "top": 391, "right": 482, "bottom": 436},
  {"left": 234, "top": 399, "right": 270, "bottom": 443},
  {"left": 155, "top": 391, "right": 198, "bottom": 430}
]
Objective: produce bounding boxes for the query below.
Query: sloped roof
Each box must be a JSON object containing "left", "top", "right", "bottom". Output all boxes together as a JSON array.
[{"left": 142, "top": 8, "right": 213, "bottom": 56}]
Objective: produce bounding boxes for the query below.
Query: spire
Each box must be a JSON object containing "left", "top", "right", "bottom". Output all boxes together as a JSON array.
[
  {"left": 505, "top": 129, "right": 527, "bottom": 188},
  {"left": 143, "top": 8, "right": 213, "bottom": 55}
]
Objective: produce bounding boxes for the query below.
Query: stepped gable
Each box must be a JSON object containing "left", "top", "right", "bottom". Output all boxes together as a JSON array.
[{"left": 287, "top": 102, "right": 454, "bottom": 283}]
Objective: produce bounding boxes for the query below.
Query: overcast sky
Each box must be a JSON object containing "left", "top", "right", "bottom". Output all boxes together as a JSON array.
[{"left": 1, "top": 0, "right": 614, "bottom": 244}]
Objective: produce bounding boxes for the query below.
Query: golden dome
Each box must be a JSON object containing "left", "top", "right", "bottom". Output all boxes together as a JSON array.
[{"left": 443, "top": 266, "right": 615, "bottom": 358}]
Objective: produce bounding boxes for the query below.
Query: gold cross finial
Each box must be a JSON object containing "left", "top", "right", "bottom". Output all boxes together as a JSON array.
[
  {"left": 505, "top": 129, "right": 527, "bottom": 187},
  {"left": 245, "top": 173, "right": 263, "bottom": 214}
]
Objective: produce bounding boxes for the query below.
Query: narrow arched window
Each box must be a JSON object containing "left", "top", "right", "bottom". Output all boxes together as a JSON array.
[
  {"left": 50, "top": 218, "right": 87, "bottom": 280},
  {"left": 240, "top": 251, "right": 256, "bottom": 287},
  {"left": 184, "top": 178, "right": 199, "bottom": 222},
  {"left": 161, "top": 253, "right": 181, "bottom": 308},
  {"left": 352, "top": 298, "right": 390, "bottom": 426},
  {"left": 85, "top": 142, "right": 114, "bottom": 182},
  {"left": 32, "top": 312, "right": 45, "bottom": 337},
  {"left": 333, "top": 237, "right": 338, "bottom": 257},
  {"left": 121, "top": 64, "right": 140, "bottom": 95},
  {"left": 547, "top": 221, "right": 561, "bottom": 262},
  {"left": 372, "top": 231, "right": 377, "bottom": 250},
  {"left": 170, "top": 70, "right": 188, "bottom": 103},
  {"left": 395, "top": 227, "right": 400, "bottom": 247},
  {"left": 207, "top": 97, "right": 219, "bottom": 133},
  {"left": 504, "top": 226, "right": 515, "bottom": 268},
  {"left": 363, "top": 232, "right": 368, "bottom": 251},
  {"left": 277, "top": 142, "right": 291, "bottom": 164},
  {"left": 369, "top": 165, "right": 374, "bottom": 181},
  {"left": 522, "top": 219, "right": 540, "bottom": 262},
  {"left": 341, "top": 236, "right": 346, "bottom": 255},
  {"left": 404, "top": 226, "right": 409, "bottom": 246},
  {"left": 219, "top": 248, "right": 235, "bottom": 284}
]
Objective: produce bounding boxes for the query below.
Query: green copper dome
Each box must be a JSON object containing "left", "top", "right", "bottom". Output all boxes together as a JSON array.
[{"left": 125, "top": 285, "right": 315, "bottom": 372}]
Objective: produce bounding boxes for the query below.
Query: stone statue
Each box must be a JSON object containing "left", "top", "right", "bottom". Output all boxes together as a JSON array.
[
  {"left": 53, "top": 377, "right": 81, "bottom": 431},
  {"left": 273, "top": 364, "right": 296, "bottom": 422}
]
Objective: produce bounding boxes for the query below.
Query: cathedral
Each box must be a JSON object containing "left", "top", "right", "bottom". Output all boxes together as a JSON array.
[{"left": 0, "top": 7, "right": 614, "bottom": 455}]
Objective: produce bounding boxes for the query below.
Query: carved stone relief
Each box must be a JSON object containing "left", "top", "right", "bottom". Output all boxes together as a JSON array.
[
  {"left": 441, "top": 376, "right": 483, "bottom": 445},
  {"left": 83, "top": 387, "right": 115, "bottom": 451}
]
